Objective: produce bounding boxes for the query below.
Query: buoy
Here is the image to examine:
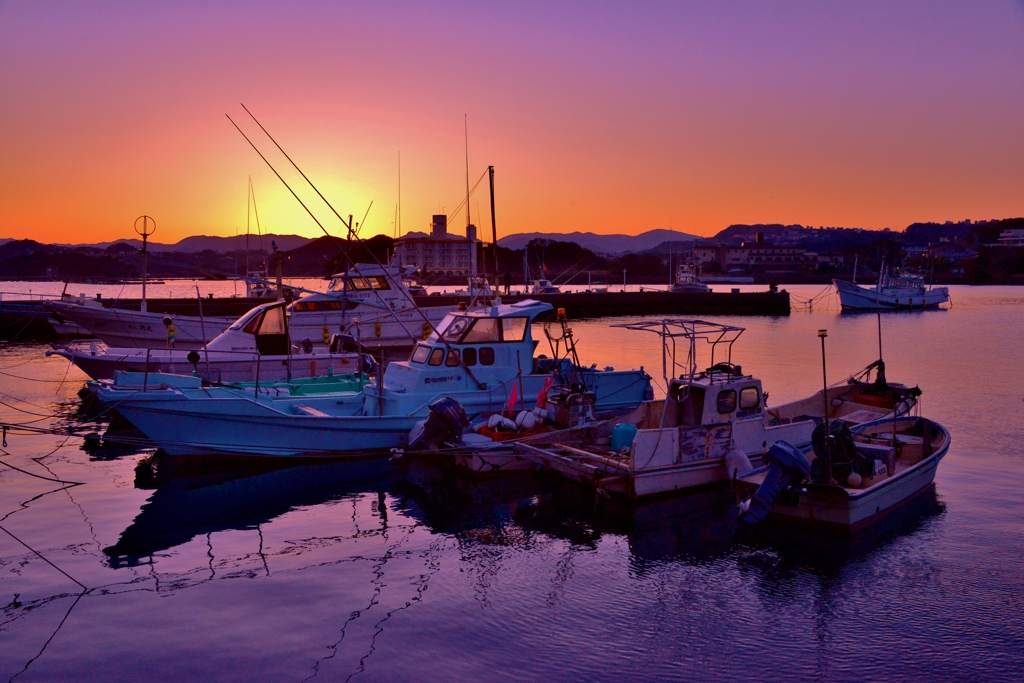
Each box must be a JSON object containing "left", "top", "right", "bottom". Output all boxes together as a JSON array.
[{"left": 847, "top": 472, "right": 863, "bottom": 487}]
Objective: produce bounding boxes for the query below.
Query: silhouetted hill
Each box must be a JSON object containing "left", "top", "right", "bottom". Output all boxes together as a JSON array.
[
  {"left": 498, "top": 229, "right": 700, "bottom": 254},
  {"left": 287, "top": 234, "right": 396, "bottom": 278},
  {"left": 48, "top": 233, "right": 313, "bottom": 253}
]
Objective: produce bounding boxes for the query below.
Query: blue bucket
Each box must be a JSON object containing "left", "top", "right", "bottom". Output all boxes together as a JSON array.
[{"left": 611, "top": 423, "right": 638, "bottom": 452}]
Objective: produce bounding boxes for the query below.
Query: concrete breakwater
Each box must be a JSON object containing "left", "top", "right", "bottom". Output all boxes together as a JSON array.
[
  {"left": 416, "top": 290, "right": 790, "bottom": 318},
  {"left": 1, "top": 289, "right": 788, "bottom": 340}
]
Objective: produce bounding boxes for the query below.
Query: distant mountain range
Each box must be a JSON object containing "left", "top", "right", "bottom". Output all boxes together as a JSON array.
[
  {"left": 30, "top": 234, "right": 315, "bottom": 253},
  {"left": 498, "top": 229, "right": 701, "bottom": 254}
]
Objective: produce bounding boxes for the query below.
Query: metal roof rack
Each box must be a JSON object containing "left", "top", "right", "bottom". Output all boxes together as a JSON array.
[{"left": 611, "top": 319, "right": 745, "bottom": 388}]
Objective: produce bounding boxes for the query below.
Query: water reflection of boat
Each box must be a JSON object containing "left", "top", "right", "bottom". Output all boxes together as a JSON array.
[
  {"left": 103, "top": 457, "right": 400, "bottom": 566},
  {"left": 399, "top": 460, "right": 738, "bottom": 563},
  {"left": 735, "top": 483, "right": 945, "bottom": 574}
]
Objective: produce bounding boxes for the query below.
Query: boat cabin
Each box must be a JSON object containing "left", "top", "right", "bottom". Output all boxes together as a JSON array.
[
  {"left": 209, "top": 301, "right": 291, "bottom": 355},
  {"left": 295, "top": 263, "right": 419, "bottom": 313},
  {"left": 382, "top": 300, "right": 552, "bottom": 395}
]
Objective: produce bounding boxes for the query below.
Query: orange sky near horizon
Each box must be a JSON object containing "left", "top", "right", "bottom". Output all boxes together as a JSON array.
[{"left": 1, "top": 1, "right": 1022, "bottom": 245}]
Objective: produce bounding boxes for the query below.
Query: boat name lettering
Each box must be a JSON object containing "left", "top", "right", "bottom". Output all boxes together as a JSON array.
[{"left": 424, "top": 375, "right": 460, "bottom": 384}]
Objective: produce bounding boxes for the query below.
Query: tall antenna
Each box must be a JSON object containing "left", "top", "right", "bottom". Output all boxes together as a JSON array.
[
  {"left": 464, "top": 114, "right": 471, "bottom": 229},
  {"left": 246, "top": 176, "right": 251, "bottom": 275},
  {"left": 397, "top": 151, "right": 401, "bottom": 237}
]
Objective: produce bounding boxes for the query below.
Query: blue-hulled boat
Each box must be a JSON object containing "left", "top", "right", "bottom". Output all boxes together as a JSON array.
[{"left": 97, "top": 300, "right": 652, "bottom": 457}]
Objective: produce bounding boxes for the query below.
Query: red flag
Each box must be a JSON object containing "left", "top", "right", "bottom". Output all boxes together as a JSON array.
[
  {"left": 504, "top": 381, "right": 519, "bottom": 416},
  {"left": 537, "top": 375, "right": 555, "bottom": 409}
]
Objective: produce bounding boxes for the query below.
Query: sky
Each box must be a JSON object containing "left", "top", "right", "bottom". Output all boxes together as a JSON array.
[{"left": 1, "top": 1, "right": 1023, "bottom": 244}]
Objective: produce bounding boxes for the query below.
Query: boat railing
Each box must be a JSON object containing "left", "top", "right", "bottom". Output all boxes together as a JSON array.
[{"left": 611, "top": 319, "right": 745, "bottom": 390}]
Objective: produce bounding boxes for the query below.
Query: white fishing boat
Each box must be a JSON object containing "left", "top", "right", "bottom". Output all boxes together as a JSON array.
[
  {"left": 735, "top": 416, "right": 949, "bottom": 531},
  {"left": 669, "top": 263, "right": 710, "bottom": 294},
  {"left": 51, "top": 262, "right": 455, "bottom": 351},
  {"left": 463, "top": 321, "right": 920, "bottom": 500},
  {"left": 834, "top": 265, "right": 949, "bottom": 311},
  {"left": 97, "top": 301, "right": 653, "bottom": 457},
  {"left": 51, "top": 294, "right": 238, "bottom": 349},
  {"left": 288, "top": 263, "right": 457, "bottom": 349},
  {"left": 47, "top": 301, "right": 364, "bottom": 383},
  {"left": 530, "top": 279, "right": 561, "bottom": 295}
]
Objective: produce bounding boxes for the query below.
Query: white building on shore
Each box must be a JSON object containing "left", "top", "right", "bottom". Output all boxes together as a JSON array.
[{"left": 394, "top": 215, "right": 481, "bottom": 277}]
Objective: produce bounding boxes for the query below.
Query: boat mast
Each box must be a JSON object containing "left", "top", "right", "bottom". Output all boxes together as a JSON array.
[
  {"left": 464, "top": 115, "right": 476, "bottom": 282},
  {"left": 245, "top": 177, "right": 251, "bottom": 278},
  {"left": 489, "top": 165, "right": 498, "bottom": 283}
]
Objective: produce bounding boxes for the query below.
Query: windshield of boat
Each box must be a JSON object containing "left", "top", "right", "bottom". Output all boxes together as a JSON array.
[
  {"left": 230, "top": 307, "right": 265, "bottom": 330},
  {"left": 327, "top": 274, "right": 393, "bottom": 292},
  {"left": 437, "top": 315, "right": 529, "bottom": 343},
  {"left": 442, "top": 316, "right": 472, "bottom": 341}
]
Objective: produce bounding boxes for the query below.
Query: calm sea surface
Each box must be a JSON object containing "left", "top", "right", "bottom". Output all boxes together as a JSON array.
[{"left": 1, "top": 284, "right": 1022, "bottom": 682}]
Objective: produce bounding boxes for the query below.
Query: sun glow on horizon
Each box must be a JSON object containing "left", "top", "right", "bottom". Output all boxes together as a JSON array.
[{"left": 1, "top": 2, "right": 1021, "bottom": 244}]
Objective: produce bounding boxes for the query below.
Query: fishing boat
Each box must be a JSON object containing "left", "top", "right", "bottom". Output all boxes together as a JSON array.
[
  {"left": 669, "top": 263, "right": 710, "bottom": 294},
  {"left": 456, "top": 320, "right": 920, "bottom": 500},
  {"left": 51, "top": 293, "right": 239, "bottom": 349},
  {"left": 530, "top": 279, "right": 562, "bottom": 294},
  {"left": 288, "top": 263, "right": 457, "bottom": 349},
  {"left": 51, "top": 262, "right": 455, "bottom": 351},
  {"left": 47, "top": 300, "right": 364, "bottom": 382},
  {"left": 97, "top": 300, "right": 652, "bottom": 457},
  {"left": 833, "top": 264, "right": 949, "bottom": 311},
  {"left": 734, "top": 415, "right": 949, "bottom": 531}
]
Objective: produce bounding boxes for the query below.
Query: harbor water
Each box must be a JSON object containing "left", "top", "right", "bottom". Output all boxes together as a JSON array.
[{"left": 1, "top": 285, "right": 1022, "bottom": 681}]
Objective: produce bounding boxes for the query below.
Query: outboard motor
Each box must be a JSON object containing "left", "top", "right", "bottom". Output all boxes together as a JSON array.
[
  {"left": 329, "top": 333, "right": 359, "bottom": 354},
  {"left": 360, "top": 354, "right": 379, "bottom": 375},
  {"left": 407, "top": 397, "right": 469, "bottom": 450},
  {"left": 741, "top": 441, "right": 811, "bottom": 524},
  {"left": 809, "top": 420, "right": 868, "bottom": 484}
]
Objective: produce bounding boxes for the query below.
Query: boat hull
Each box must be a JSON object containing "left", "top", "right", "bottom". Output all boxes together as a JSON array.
[
  {"left": 743, "top": 421, "right": 950, "bottom": 532},
  {"left": 110, "top": 399, "right": 411, "bottom": 457},
  {"left": 52, "top": 302, "right": 236, "bottom": 349},
  {"left": 103, "top": 369, "right": 651, "bottom": 458},
  {"left": 50, "top": 346, "right": 364, "bottom": 383}
]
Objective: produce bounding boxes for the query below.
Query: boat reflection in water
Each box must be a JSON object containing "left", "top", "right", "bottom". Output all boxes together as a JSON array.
[
  {"left": 106, "top": 443, "right": 945, "bottom": 575},
  {"left": 103, "top": 456, "right": 402, "bottom": 566}
]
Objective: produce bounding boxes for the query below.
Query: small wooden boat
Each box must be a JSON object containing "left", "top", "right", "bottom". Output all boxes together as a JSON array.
[{"left": 734, "top": 415, "right": 950, "bottom": 532}]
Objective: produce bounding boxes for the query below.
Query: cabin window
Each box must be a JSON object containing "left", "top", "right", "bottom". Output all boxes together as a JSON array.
[
  {"left": 479, "top": 347, "right": 495, "bottom": 365},
  {"left": 411, "top": 344, "right": 430, "bottom": 364},
  {"left": 365, "top": 276, "right": 390, "bottom": 290},
  {"left": 442, "top": 317, "right": 471, "bottom": 341},
  {"left": 717, "top": 389, "right": 737, "bottom": 413},
  {"left": 739, "top": 387, "right": 759, "bottom": 410},
  {"left": 241, "top": 312, "right": 262, "bottom": 334},
  {"left": 428, "top": 348, "right": 445, "bottom": 366},
  {"left": 501, "top": 317, "right": 528, "bottom": 342},
  {"left": 291, "top": 300, "right": 350, "bottom": 312},
  {"left": 257, "top": 307, "right": 286, "bottom": 335},
  {"left": 463, "top": 348, "right": 477, "bottom": 366},
  {"left": 349, "top": 277, "right": 371, "bottom": 290},
  {"left": 463, "top": 318, "right": 499, "bottom": 343},
  {"left": 446, "top": 349, "right": 461, "bottom": 367}
]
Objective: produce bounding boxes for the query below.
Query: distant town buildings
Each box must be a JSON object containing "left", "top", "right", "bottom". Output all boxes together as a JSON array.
[
  {"left": 394, "top": 215, "right": 482, "bottom": 276},
  {"left": 694, "top": 232, "right": 818, "bottom": 272},
  {"left": 998, "top": 229, "right": 1024, "bottom": 247}
]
